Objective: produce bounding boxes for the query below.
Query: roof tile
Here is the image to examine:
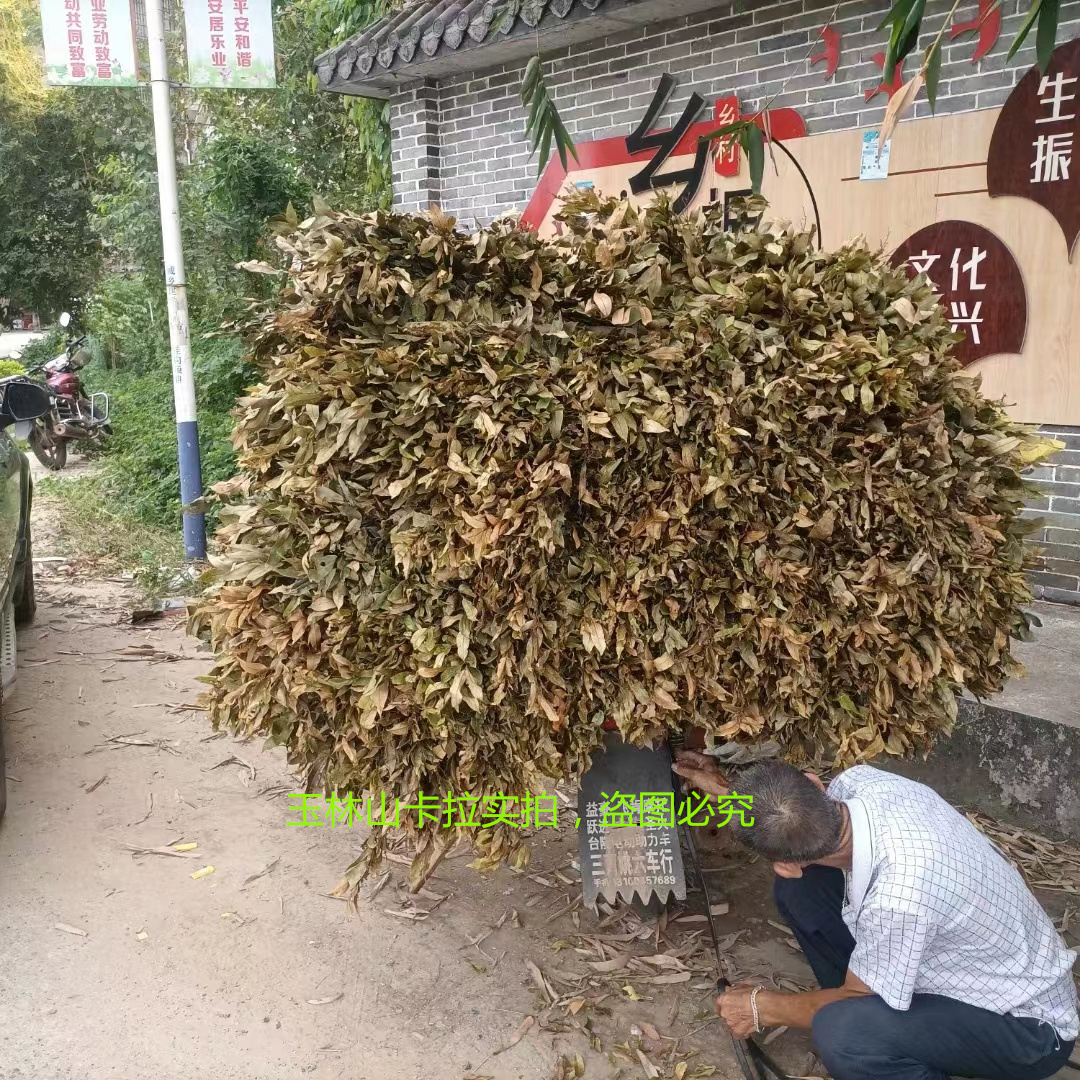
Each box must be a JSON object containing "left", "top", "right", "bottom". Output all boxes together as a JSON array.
[{"left": 315, "top": 0, "right": 606, "bottom": 88}]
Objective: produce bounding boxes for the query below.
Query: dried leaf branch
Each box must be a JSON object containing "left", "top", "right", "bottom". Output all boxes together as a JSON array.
[{"left": 191, "top": 192, "right": 1053, "bottom": 884}]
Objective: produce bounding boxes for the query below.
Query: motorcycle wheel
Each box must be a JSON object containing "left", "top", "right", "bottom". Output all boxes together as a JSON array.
[{"left": 29, "top": 424, "right": 67, "bottom": 471}]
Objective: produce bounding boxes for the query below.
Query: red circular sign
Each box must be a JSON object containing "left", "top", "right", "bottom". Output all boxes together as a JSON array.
[
  {"left": 891, "top": 220, "right": 1027, "bottom": 368},
  {"left": 988, "top": 39, "right": 1080, "bottom": 259}
]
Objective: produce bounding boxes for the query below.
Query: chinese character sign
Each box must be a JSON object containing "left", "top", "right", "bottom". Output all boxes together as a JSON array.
[
  {"left": 577, "top": 735, "right": 686, "bottom": 908},
  {"left": 39, "top": 0, "right": 137, "bottom": 85},
  {"left": 988, "top": 39, "right": 1080, "bottom": 259},
  {"left": 184, "top": 0, "right": 276, "bottom": 88},
  {"left": 891, "top": 220, "right": 1027, "bottom": 368},
  {"left": 713, "top": 95, "right": 740, "bottom": 177}
]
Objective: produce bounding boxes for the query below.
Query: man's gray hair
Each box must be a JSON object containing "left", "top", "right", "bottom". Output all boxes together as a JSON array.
[{"left": 732, "top": 760, "right": 844, "bottom": 862}]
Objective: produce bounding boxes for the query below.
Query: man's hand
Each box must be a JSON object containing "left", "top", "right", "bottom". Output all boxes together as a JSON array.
[
  {"left": 736, "top": 971, "right": 876, "bottom": 1032},
  {"left": 672, "top": 750, "right": 729, "bottom": 797},
  {"left": 715, "top": 984, "right": 758, "bottom": 1039}
]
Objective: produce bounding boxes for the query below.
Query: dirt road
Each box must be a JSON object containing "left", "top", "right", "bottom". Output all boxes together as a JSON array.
[
  {"left": 0, "top": 479, "right": 827, "bottom": 1080},
  {"left": 0, "top": 331, "right": 43, "bottom": 360},
  {"left": 8, "top": 475, "right": 1075, "bottom": 1080}
]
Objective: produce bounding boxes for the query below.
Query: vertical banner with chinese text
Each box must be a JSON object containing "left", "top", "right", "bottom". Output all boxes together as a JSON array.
[
  {"left": 39, "top": 0, "right": 137, "bottom": 86},
  {"left": 184, "top": 0, "right": 276, "bottom": 88}
]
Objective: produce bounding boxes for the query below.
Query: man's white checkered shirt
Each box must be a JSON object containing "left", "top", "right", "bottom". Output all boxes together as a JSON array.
[{"left": 827, "top": 765, "right": 1079, "bottom": 1039}]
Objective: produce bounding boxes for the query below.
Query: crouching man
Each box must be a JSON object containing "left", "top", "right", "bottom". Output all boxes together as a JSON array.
[{"left": 672, "top": 754, "right": 1078, "bottom": 1080}]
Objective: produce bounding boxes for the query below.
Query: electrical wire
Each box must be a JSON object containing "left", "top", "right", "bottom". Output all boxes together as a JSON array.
[{"left": 675, "top": 757, "right": 791, "bottom": 1080}]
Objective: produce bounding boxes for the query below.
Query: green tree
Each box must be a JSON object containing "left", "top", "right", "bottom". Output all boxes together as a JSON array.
[
  {"left": 0, "top": 97, "right": 101, "bottom": 318},
  {"left": 2, "top": 0, "right": 395, "bottom": 531},
  {"left": 0, "top": 0, "right": 100, "bottom": 318}
]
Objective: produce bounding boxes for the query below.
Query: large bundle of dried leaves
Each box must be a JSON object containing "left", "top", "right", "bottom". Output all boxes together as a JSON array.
[{"left": 191, "top": 193, "right": 1053, "bottom": 884}]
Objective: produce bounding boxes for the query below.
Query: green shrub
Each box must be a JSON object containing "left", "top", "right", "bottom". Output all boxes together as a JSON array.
[
  {"left": 17, "top": 329, "right": 62, "bottom": 371},
  {"left": 0, "top": 359, "right": 26, "bottom": 377},
  {"left": 85, "top": 273, "right": 168, "bottom": 372},
  {"left": 83, "top": 331, "right": 252, "bottom": 529}
]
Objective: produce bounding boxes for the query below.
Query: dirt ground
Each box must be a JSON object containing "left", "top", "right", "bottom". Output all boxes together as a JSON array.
[
  {"left": 0, "top": 469, "right": 822, "bottom": 1080},
  {"left": 2, "top": 468, "right": 1076, "bottom": 1080}
]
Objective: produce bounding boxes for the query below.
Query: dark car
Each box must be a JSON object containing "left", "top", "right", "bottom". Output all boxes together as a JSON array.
[{"left": 0, "top": 379, "right": 53, "bottom": 820}]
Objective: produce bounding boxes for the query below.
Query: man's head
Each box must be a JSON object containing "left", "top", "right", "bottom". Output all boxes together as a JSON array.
[{"left": 732, "top": 761, "right": 847, "bottom": 878}]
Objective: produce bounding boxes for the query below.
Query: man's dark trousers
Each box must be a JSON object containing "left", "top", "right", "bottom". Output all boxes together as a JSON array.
[{"left": 774, "top": 866, "right": 1074, "bottom": 1080}]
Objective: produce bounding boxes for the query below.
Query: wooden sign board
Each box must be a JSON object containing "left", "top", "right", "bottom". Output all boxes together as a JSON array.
[{"left": 523, "top": 100, "right": 1080, "bottom": 425}]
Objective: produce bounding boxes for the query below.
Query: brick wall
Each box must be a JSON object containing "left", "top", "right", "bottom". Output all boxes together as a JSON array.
[
  {"left": 389, "top": 0, "right": 1080, "bottom": 225},
  {"left": 1028, "top": 427, "right": 1080, "bottom": 603},
  {"left": 389, "top": 80, "right": 440, "bottom": 215},
  {"left": 386, "top": 0, "right": 1080, "bottom": 602}
]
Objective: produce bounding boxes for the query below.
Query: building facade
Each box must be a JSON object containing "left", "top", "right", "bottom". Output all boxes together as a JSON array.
[{"left": 316, "top": 0, "right": 1080, "bottom": 603}]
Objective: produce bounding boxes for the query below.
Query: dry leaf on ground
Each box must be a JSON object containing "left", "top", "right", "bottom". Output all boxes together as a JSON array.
[{"left": 493, "top": 1014, "right": 535, "bottom": 1054}]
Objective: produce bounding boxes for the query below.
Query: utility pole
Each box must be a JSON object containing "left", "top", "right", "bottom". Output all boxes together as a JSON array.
[{"left": 145, "top": 0, "right": 206, "bottom": 560}]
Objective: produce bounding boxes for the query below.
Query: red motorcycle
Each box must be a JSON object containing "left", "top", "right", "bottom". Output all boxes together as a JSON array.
[{"left": 26, "top": 315, "right": 110, "bottom": 471}]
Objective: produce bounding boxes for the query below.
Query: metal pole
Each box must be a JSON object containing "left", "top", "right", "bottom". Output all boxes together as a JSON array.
[{"left": 145, "top": 0, "right": 206, "bottom": 560}]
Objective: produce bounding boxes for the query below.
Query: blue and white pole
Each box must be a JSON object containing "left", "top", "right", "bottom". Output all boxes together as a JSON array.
[{"left": 146, "top": 0, "right": 206, "bottom": 560}]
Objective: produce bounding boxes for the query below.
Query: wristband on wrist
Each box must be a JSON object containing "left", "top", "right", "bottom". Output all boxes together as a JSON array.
[{"left": 750, "top": 985, "right": 767, "bottom": 1033}]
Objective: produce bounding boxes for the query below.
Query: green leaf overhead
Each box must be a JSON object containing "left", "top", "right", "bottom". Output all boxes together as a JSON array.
[
  {"left": 1008, "top": 0, "right": 1044, "bottom": 61},
  {"left": 1035, "top": 0, "right": 1060, "bottom": 73},
  {"left": 879, "top": 0, "right": 1063, "bottom": 92},
  {"left": 744, "top": 124, "right": 765, "bottom": 195},
  {"left": 521, "top": 54, "right": 579, "bottom": 175},
  {"left": 924, "top": 39, "right": 943, "bottom": 110}
]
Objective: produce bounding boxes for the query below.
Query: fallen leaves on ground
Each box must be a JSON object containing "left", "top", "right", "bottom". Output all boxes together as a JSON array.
[
  {"left": 493, "top": 1014, "right": 535, "bottom": 1054},
  {"left": 54, "top": 923, "right": 88, "bottom": 937},
  {"left": 967, "top": 810, "right": 1080, "bottom": 893}
]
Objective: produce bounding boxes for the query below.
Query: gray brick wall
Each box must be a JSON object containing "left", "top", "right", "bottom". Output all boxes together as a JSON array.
[
  {"left": 1028, "top": 427, "right": 1080, "bottom": 605},
  {"left": 385, "top": 0, "right": 1080, "bottom": 602},
  {"left": 390, "top": 79, "right": 440, "bottom": 213},
  {"left": 389, "top": 0, "right": 1080, "bottom": 224}
]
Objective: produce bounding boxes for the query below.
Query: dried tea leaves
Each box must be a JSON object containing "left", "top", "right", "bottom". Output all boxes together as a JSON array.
[{"left": 191, "top": 193, "right": 1052, "bottom": 881}]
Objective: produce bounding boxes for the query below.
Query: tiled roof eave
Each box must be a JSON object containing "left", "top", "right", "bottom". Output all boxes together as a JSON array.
[
  {"left": 314, "top": 0, "right": 722, "bottom": 97},
  {"left": 315, "top": 0, "right": 593, "bottom": 95}
]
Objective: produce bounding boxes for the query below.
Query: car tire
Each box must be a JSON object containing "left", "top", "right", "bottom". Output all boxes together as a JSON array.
[
  {"left": 14, "top": 523, "right": 35, "bottom": 628},
  {"left": 0, "top": 686, "right": 6, "bottom": 822}
]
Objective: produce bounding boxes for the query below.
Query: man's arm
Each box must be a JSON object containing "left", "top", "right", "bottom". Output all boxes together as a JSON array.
[
  {"left": 717, "top": 970, "right": 874, "bottom": 1038},
  {"left": 671, "top": 750, "right": 729, "bottom": 796}
]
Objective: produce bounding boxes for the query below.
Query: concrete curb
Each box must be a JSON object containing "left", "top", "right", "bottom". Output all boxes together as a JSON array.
[{"left": 887, "top": 699, "right": 1080, "bottom": 843}]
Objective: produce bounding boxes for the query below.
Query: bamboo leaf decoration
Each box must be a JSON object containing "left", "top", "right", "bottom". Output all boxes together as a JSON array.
[
  {"left": 743, "top": 123, "right": 764, "bottom": 195},
  {"left": 877, "top": 0, "right": 1059, "bottom": 117},
  {"left": 696, "top": 119, "right": 767, "bottom": 196},
  {"left": 876, "top": 0, "right": 1060, "bottom": 158},
  {"left": 924, "top": 36, "right": 943, "bottom": 110},
  {"left": 521, "top": 54, "right": 579, "bottom": 176}
]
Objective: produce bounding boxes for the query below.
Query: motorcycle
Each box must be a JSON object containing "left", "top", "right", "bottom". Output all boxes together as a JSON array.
[{"left": 26, "top": 312, "right": 110, "bottom": 471}]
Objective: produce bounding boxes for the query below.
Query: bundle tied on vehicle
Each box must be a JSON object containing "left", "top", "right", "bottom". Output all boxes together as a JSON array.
[{"left": 190, "top": 192, "right": 1057, "bottom": 890}]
